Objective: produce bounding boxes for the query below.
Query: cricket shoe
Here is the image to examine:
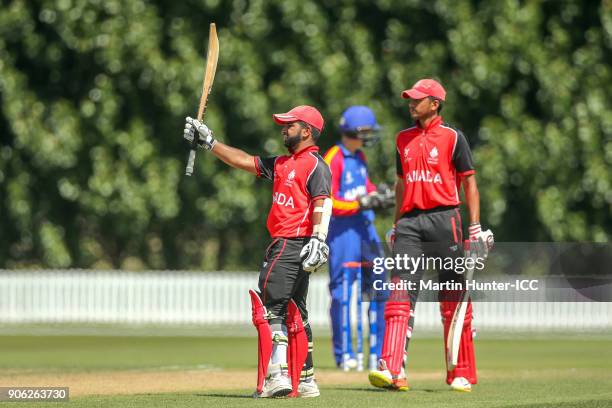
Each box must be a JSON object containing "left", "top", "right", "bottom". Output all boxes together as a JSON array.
[
  {"left": 368, "top": 359, "right": 409, "bottom": 391},
  {"left": 255, "top": 374, "right": 293, "bottom": 398},
  {"left": 450, "top": 376, "right": 472, "bottom": 392},
  {"left": 298, "top": 379, "right": 320, "bottom": 398}
]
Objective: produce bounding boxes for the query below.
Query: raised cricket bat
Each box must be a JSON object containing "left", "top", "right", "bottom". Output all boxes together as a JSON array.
[{"left": 185, "top": 23, "right": 219, "bottom": 176}]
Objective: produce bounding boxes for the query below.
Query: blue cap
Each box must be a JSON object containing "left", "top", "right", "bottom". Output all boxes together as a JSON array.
[{"left": 338, "top": 106, "right": 380, "bottom": 132}]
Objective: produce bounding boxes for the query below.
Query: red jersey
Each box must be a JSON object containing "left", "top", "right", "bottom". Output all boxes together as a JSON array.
[
  {"left": 255, "top": 145, "right": 331, "bottom": 238},
  {"left": 395, "top": 116, "right": 475, "bottom": 214}
]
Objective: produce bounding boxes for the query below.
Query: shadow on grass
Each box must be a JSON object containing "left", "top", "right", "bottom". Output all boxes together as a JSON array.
[
  {"left": 194, "top": 393, "right": 253, "bottom": 399},
  {"left": 330, "top": 387, "right": 445, "bottom": 394}
]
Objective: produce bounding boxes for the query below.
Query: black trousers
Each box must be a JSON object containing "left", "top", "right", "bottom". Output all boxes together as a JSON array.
[
  {"left": 393, "top": 206, "right": 466, "bottom": 307},
  {"left": 258, "top": 237, "right": 310, "bottom": 325}
]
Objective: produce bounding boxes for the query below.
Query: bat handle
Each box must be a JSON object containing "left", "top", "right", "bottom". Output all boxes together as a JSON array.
[{"left": 185, "top": 149, "right": 197, "bottom": 176}]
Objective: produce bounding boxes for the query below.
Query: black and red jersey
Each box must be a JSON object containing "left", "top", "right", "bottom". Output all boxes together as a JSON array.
[
  {"left": 255, "top": 145, "right": 331, "bottom": 238},
  {"left": 395, "top": 116, "right": 475, "bottom": 214}
]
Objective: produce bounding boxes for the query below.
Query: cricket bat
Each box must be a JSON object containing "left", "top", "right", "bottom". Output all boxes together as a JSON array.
[
  {"left": 446, "top": 230, "right": 493, "bottom": 370},
  {"left": 185, "top": 23, "right": 219, "bottom": 176},
  {"left": 446, "top": 253, "right": 475, "bottom": 370}
]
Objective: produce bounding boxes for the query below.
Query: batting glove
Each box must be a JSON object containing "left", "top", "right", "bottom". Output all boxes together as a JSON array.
[
  {"left": 184, "top": 117, "right": 217, "bottom": 150},
  {"left": 385, "top": 224, "right": 396, "bottom": 250},
  {"left": 300, "top": 237, "right": 329, "bottom": 273},
  {"left": 468, "top": 223, "right": 494, "bottom": 259}
]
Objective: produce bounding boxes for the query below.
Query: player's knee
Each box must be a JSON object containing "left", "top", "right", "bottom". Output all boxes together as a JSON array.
[{"left": 249, "top": 290, "right": 268, "bottom": 326}]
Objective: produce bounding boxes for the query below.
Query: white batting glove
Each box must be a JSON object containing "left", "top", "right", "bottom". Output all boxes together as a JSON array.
[
  {"left": 385, "top": 224, "right": 396, "bottom": 250},
  {"left": 184, "top": 117, "right": 216, "bottom": 150},
  {"left": 300, "top": 237, "right": 329, "bottom": 273},
  {"left": 468, "top": 223, "right": 494, "bottom": 259}
]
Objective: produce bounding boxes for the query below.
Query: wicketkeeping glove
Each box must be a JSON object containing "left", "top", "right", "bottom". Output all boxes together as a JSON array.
[
  {"left": 358, "top": 193, "right": 382, "bottom": 210},
  {"left": 184, "top": 117, "right": 217, "bottom": 150},
  {"left": 376, "top": 183, "right": 396, "bottom": 209},
  {"left": 300, "top": 237, "right": 329, "bottom": 273}
]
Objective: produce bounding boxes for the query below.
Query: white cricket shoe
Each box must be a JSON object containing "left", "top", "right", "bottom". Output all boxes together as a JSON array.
[
  {"left": 256, "top": 374, "right": 292, "bottom": 398},
  {"left": 450, "top": 376, "right": 472, "bottom": 392},
  {"left": 298, "top": 379, "right": 320, "bottom": 398},
  {"left": 368, "top": 359, "right": 409, "bottom": 391}
]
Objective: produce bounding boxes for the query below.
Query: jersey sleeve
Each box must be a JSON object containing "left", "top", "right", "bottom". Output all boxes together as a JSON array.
[
  {"left": 452, "top": 131, "right": 475, "bottom": 177},
  {"left": 306, "top": 155, "right": 331, "bottom": 201},
  {"left": 323, "top": 146, "right": 360, "bottom": 216},
  {"left": 396, "top": 149, "right": 403, "bottom": 176},
  {"left": 254, "top": 156, "right": 277, "bottom": 180}
]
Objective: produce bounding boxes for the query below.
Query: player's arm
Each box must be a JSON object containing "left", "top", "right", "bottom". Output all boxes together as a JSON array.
[
  {"left": 311, "top": 198, "right": 332, "bottom": 240},
  {"left": 394, "top": 149, "right": 405, "bottom": 222},
  {"left": 307, "top": 158, "right": 332, "bottom": 240},
  {"left": 394, "top": 175, "right": 404, "bottom": 223},
  {"left": 462, "top": 175, "right": 480, "bottom": 225},
  {"left": 209, "top": 142, "right": 257, "bottom": 174},
  {"left": 183, "top": 117, "right": 257, "bottom": 175},
  {"left": 453, "top": 130, "right": 493, "bottom": 252},
  {"left": 301, "top": 158, "right": 332, "bottom": 272},
  {"left": 452, "top": 130, "right": 479, "bottom": 229},
  {"left": 301, "top": 197, "right": 332, "bottom": 272}
]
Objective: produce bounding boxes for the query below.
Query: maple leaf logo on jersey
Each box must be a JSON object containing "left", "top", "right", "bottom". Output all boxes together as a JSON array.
[
  {"left": 427, "top": 146, "right": 439, "bottom": 164},
  {"left": 284, "top": 169, "right": 296, "bottom": 187}
]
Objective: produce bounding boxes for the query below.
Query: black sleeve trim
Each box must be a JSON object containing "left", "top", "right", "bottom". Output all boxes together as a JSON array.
[
  {"left": 452, "top": 130, "right": 475, "bottom": 174},
  {"left": 256, "top": 156, "right": 277, "bottom": 180},
  {"left": 307, "top": 153, "right": 332, "bottom": 199}
]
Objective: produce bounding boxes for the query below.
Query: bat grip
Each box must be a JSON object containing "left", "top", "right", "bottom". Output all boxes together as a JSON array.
[{"left": 185, "top": 149, "right": 196, "bottom": 176}]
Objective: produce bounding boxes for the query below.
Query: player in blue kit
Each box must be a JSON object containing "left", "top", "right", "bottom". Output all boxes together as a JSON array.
[{"left": 323, "top": 106, "right": 393, "bottom": 370}]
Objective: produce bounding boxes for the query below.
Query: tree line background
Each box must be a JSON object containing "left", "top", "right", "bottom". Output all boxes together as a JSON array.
[{"left": 0, "top": 0, "right": 610, "bottom": 270}]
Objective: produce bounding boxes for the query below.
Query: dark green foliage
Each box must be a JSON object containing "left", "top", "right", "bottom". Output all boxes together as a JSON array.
[{"left": 0, "top": 0, "right": 610, "bottom": 269}]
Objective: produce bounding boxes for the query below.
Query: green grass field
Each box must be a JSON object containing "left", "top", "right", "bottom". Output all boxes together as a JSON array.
[{"left": 0, "top": 333, "right": 611, "bottom": 407}]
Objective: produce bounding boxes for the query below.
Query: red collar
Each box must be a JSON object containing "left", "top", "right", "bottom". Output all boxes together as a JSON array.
[
  {"left": 292, "top": 145, "right": 319, "bottom": 156},
  {"left": 416, "top": 115, "right": 442, "bottom": 132}
]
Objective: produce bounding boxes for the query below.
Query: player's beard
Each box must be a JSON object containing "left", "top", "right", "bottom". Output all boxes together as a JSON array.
[{"left": 283, "top": 134, "right": 301, "bottom": 152}]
